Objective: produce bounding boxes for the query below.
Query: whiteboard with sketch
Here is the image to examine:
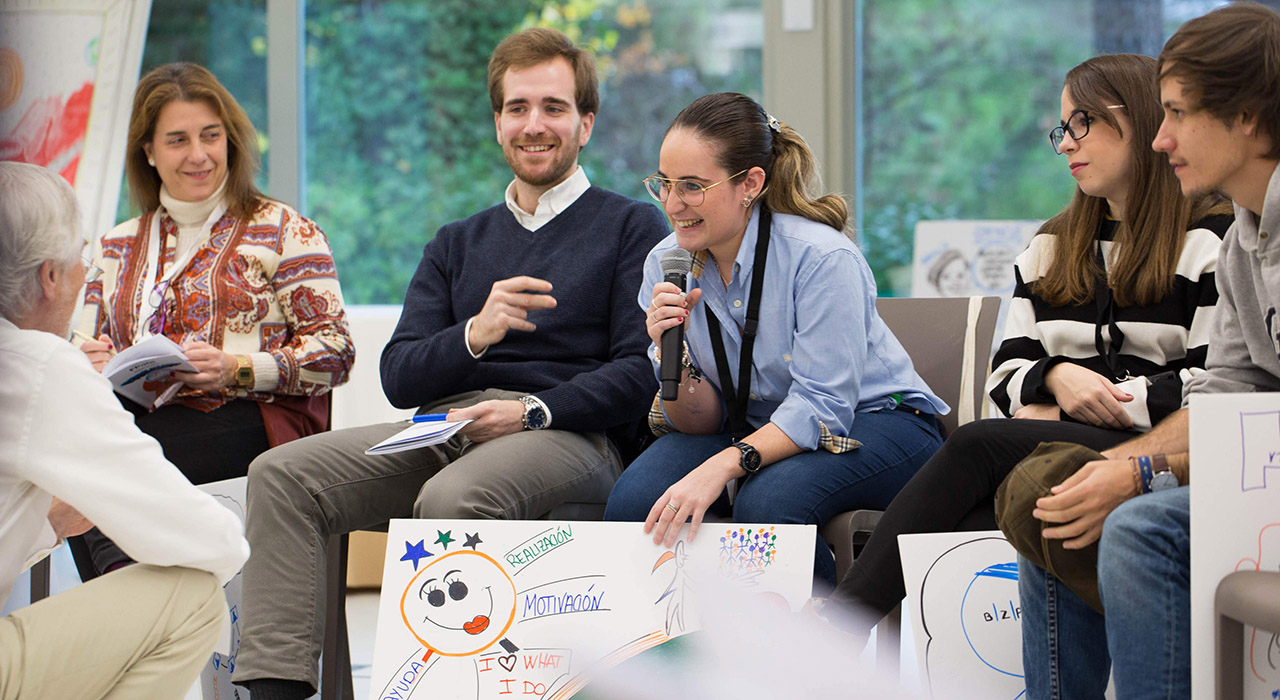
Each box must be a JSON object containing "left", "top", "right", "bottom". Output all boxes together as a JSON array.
[
  {"left": 368, "top": 519, "right": 815, "bottom": 700},
  {"left": 1189, "top": 393, "right": 1280, "bottom": 700},
  {"left": 899, "top": 531, "right": 1026, "bottom": 700}
]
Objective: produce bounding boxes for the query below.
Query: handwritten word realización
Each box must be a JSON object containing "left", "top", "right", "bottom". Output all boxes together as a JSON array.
[{"left": 505, "top": 524, "right": 574, "bottom": 570}]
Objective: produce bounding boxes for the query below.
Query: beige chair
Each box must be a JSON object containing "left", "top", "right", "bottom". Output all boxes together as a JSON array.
[
  {"left": 1215, "top": 570, "right": 1280, "bottom": 700},
  {"left": 819, "top": 295, "right": 1001, "bottom": 669}
]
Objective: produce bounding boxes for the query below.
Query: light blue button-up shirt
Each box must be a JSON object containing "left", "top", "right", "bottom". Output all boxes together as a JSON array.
[{"left": 641, "top": 208, "right": 948, "bottom": 450}]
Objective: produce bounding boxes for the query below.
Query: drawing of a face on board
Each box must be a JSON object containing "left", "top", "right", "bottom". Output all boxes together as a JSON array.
[{"left": 400, "top": 550, "right": 518, "bottom": 656}]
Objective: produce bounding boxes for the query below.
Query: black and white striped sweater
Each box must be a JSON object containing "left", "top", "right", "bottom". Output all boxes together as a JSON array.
[{"left": 986, "top": 214, "right": 1233, "bottom": 429}]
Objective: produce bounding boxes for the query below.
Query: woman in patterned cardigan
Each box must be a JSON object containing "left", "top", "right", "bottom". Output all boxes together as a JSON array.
[{"left": 75, "top": 62, "right": 355, "bottom": 576}]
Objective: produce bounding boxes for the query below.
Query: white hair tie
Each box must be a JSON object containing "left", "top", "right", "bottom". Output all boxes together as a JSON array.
[{"left": 766, "top": 114, "right": 782, "bottom": 133}]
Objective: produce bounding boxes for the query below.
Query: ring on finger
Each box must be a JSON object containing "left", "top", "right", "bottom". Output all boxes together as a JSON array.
[{"left": 665, "top": 502, "right": 679, "bottom": 515}]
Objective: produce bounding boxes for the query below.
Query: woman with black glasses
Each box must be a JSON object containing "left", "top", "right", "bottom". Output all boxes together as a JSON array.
[
  {"left": 602, "top": 92, "right": 948, "bottom": 586},
  {"left": 816, "top": 53, "right": 1231, "bottom": 638}
]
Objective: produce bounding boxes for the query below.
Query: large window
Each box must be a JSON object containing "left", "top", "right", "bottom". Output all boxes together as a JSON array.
[
  {"left": 856, "top": 0, "right": 1238, "bottom": 297},
  {"left": 304, "top": 0, "right": 763, "bottom": 304}
]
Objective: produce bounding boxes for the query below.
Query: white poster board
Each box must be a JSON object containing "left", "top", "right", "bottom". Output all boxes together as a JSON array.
[
  {"left": 898, "top": 531, "right": 1024, "bottom": 700},
  {"left": 1189, "top": 393, "right": 1280, "bottom": 700},
  {"left": 194, "top": 476, "right": 249, "bottom": 700},
  {"left": 911, "top": 220, "right": 1039, "bottom": 300},
  {"left": 369, "top": 519, "right": 815, "bottom": 700},
  {"left": 0, "top": 0, "right": 150, "bottom": 237}
]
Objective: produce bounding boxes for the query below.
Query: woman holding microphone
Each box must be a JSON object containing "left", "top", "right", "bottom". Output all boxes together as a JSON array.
[{"left": 603, "top": 93, "right": 947, "bottom": 586}]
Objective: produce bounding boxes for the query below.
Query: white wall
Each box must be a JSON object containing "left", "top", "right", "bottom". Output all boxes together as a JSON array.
[{"left": 331, "top": 305, "right": 415, "bottom": 430}]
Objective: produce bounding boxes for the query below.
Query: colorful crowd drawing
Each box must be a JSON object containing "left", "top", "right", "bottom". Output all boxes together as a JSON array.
[{"left": 369, "top": 520, "right": 816, "bottom": 700}]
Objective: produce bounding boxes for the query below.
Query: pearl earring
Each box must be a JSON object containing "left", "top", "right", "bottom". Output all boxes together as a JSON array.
[{"left": 147, "top": 157, "right": 155, "bottom": 166}]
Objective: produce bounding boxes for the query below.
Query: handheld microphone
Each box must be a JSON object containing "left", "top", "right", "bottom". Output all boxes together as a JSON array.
[{"left": 659, "top": 248, "right": 694, "bottom": 401}]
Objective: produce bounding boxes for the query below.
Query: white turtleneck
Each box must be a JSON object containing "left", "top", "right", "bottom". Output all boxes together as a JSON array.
[{"left": 159, "top": 177, "right": 227, "bottom": 264}]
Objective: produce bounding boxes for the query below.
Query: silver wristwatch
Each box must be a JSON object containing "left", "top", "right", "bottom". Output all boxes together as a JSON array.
[{"left": 518, "top": 395, "right": 548, "bottom": 430}]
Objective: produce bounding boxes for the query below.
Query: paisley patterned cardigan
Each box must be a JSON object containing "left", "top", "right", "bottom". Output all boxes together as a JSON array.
[{"left": 79, "top": 199, "right": 355, "bottom": 437}]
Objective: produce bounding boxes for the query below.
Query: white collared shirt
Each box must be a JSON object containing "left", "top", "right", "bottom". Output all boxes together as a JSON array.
[{"left": 503, "top": 166, "right": 591, "bottom": 231}]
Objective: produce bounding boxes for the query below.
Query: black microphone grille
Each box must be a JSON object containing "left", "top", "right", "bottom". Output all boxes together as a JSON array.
[{"left": 660, "top": 247, "right": 693, "bottom": 276}]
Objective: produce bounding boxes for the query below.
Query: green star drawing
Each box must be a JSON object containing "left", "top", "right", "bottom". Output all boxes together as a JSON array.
[{"left": 434, "top": 529, "right": 456, "bottom": 550}]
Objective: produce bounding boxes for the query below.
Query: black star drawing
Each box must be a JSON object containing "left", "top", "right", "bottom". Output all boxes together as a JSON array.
[{"left": 463, "top": 532, "right": 483, "bottom": 550}]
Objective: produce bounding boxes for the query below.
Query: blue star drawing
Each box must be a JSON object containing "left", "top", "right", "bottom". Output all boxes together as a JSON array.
[
  {"left": 435, "top": 529, "right": 456, "bottom": 550},
  {"left": 463, "top": 532, "right": 483, "bottom": 550},
  {"left": 400, "top": 540, "right": 432, "bottom": 570},
  {"left": 1270, "top": 689, "right": 1278, "bottom": 699}
]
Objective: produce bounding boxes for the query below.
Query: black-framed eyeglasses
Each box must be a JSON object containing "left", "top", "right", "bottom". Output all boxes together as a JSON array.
[
  {"left": 642, "top": 169, "right": 749, "bottom": 207},
  {"left": 1049, "top": 105, "right": 1125, "bottom": 155}
]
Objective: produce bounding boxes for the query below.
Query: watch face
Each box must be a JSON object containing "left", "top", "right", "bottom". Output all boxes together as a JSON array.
[
  {"left": 526, "top": 408, "right": 547, "bottom": 430},
  {"left": 734, "top": 442, "right": 762, "bottom": 473},
  {"left": 1150, "top": 471, "right": 1179, "bottom": 491},
  {"left": 521, "top": 398, "right": 547, "bottom": 430}
]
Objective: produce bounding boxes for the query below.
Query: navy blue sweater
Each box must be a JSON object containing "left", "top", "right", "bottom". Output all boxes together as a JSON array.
[{"left": 380, "top": 187, "right": 669, "bottom": 432}]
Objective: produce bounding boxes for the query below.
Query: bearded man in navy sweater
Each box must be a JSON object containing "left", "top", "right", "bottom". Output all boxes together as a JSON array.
[{"left": 233, "top": 28, "right": 668, "bottom": 700}]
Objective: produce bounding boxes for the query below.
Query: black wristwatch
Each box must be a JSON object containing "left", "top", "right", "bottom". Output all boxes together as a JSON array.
[
  {"left": 732, "top": 441, "right": 762, "bottom": 474},
  {"left": 518, "top": 395, "right": 548, "bottom": 430}
]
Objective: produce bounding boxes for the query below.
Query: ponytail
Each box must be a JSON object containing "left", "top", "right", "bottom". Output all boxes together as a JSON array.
[
  {"left": 669, "top": 93, "right": 851, "bottom": 236},
  {"left": 764, "top": 123, "right": 850, "bottom": 234}
]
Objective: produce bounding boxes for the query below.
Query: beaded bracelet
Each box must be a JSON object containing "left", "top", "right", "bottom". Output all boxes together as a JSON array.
[{"left": 653, "top": 344, "right": 703, "bottom": 384}]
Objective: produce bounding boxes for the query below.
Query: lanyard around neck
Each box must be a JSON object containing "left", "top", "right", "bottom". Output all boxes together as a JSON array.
[
  {"left": 135, "top": 203, "right": 225, "bottom": 342},
  {"left": 704, "top": 207, "right": 772, "bottom": 439}
]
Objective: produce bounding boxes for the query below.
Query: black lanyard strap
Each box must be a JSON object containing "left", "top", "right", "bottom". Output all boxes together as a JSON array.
[{"left": 704, "top": 207, "right": 772, "bottom": 439}]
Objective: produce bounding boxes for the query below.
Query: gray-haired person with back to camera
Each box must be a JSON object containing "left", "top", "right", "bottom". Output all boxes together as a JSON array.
[{"left": 0, "top": 160, "right": 249, "bottom": 700}]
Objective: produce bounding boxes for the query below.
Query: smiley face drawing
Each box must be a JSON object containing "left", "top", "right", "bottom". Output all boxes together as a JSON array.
[{"left": 400, "top": 550, "right": 518, "bottom": 656}]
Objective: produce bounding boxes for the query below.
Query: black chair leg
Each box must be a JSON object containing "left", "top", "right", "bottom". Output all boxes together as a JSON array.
[
  {"left": 321, "top": 533, "right": 354, "bottom": 700},
  {"left": 29, "top": 557, "right": 50, "bottom": 603}
]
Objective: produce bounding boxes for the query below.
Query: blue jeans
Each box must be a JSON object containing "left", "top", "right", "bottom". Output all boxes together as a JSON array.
[
  {"left": 1019, "top": 487, "right": 1191, "bottom": 700},
  {"left": 603, "top": 408, "right": 944, "bottom": 586}
]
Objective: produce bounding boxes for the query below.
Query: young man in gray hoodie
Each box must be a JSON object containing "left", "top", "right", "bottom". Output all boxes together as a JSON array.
[{"left": 1015, "top": 4, "right": 1280, "bottom": 698}]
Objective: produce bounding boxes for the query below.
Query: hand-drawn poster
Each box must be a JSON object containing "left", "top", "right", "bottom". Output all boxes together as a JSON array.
[
  {"left": 369, "top": 520, "right": 815, "bottom": 700},
  {"left": 911, "top": 220, "right": 1039, "bottom": 300},
  {"left": 1189, "top": 393, "right": 1280, "bottom": 700},
  {"left": 192, "top": 476, "right": 249, "bottom": 700},
  {"left": 898, "top": 531, "right": 1027, "bottom": 700},
  {"left": 0, "top": 0, "right": 151, "bottom": 237}
]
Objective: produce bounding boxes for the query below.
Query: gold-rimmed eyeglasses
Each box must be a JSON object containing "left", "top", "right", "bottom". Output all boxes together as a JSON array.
[{"left": 642, "top": 169, "right": 750, "bottom": 207}]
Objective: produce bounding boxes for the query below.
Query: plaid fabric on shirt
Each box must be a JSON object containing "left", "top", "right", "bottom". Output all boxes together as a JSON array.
[{"left": 645, "top": 251, "right": 861, "bottom": 453}]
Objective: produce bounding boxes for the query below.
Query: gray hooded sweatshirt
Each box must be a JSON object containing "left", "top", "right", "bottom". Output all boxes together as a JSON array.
[{"left": 1185, "top": 163, "right": 1280, "bottom": 400}]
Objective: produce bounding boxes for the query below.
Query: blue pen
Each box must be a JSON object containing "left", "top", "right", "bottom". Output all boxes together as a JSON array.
[{"left": 412, "top": 412, "right": 451, "bottom": 423}]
